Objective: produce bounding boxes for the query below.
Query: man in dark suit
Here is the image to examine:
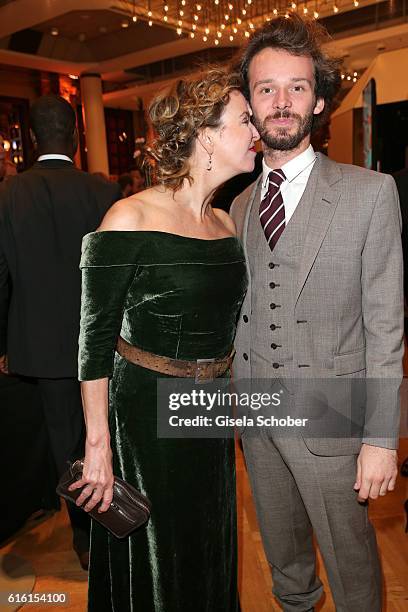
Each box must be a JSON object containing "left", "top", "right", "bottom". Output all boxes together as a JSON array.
[{"left": 0, "top": 95, "right": 120, "bottom": 568}]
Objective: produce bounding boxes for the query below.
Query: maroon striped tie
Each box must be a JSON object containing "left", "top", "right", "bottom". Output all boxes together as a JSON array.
[{"left": 259, "top": 169, "right": 286, "bottom": 250}]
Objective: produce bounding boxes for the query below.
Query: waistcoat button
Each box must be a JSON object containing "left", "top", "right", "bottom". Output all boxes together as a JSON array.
[
  {"left": 269, "top": 262, "right": 275, "bottom": 269},
  {"left": 243, "top": 353, "right": 248, "bottom": 361},
  {"left": 272, "top": 362, "right": 280, "bottom": 369},
  {"left": 270, "top": 303, "right": 277, "bottom": 309},
  {"left": 269, "top": 282, "right": 276, "bottom": 289},
  {"left": 270, "top": 324, "right": 277, "bottom": 330},
  {"left": 243, "top": 315, "right": 248, "bottom": 323},
  {"left": 271, "top": 343, "right": 278, "bottom": 349}
]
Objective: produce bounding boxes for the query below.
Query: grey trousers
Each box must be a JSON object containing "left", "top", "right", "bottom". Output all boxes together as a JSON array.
[{"left": 242, "top": 430, "right": 382, "bottom": 612}]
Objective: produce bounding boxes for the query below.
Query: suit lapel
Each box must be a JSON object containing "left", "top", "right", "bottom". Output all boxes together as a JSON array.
[
  {"left": 295, "top": 153, "right": 342, "bottom": 305},
  {"left": 241, "top": 175, "right": 262, "bottom": 247}
]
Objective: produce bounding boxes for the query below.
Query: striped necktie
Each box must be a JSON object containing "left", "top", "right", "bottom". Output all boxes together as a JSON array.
[{"left": 259, "top": 169, "right": 286, "bottom": 251}]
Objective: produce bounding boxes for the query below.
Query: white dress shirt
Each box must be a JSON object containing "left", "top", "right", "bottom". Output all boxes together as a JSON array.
[
  {"left": 261, "top": 145, "right": 317, "bottom": 224},
  {"left": 37, "top": 154, "right": 73, "bottom": 162}
]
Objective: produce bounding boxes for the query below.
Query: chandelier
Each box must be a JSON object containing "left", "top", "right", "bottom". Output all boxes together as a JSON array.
[{"left": 118, "top": 0, "right": 363, "bottom": 45}]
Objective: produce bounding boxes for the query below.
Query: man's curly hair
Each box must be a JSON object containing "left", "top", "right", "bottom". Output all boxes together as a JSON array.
[
  {"left": 148, "top": 67, "right": 242, "bottom": 191},
  {"left": 237, "top": 14, "right": 342, "bottom": 130}
]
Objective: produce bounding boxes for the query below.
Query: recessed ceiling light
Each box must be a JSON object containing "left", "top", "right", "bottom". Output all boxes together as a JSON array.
[
  {"left": 99, "top": 25, "right": 107, "bottom": 33},
  {"left": 51, "top": 27, "right": 59, "bottom": 36},
  {"left": 78, "top": 33, "right": 86, "bottom": 42},
  {"left": 121, "top": 20, "right": 129, "bottom": 28}
]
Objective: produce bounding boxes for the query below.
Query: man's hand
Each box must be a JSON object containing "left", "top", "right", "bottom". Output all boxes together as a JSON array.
[
  {"left": 354, "top": 443, "right": 398, "bottom": 502},
  {"left": 0, "top": 354, "right": 8, "bottom": 374}
]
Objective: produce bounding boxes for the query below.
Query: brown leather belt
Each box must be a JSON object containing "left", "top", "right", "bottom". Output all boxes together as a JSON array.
[{"left": 116, "top": 336, "right": 235, "bottom": 383}]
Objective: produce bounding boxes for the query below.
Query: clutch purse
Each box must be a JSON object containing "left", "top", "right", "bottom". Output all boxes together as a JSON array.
[{"left": 56, "top": 458, "right": 151, "bottom": 539}]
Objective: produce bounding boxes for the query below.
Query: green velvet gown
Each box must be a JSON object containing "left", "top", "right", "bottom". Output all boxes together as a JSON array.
[{"left": 78, "top": 231, "right": 248, "bottom": 612}]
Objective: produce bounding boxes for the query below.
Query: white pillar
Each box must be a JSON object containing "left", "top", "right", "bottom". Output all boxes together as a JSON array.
[{"left": 80, "top": 73, "right": 109, "bottom": 176}]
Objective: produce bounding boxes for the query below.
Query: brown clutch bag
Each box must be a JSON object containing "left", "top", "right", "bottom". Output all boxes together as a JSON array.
[{"left": 56, "top": 458, "right": 151, "bottom": 539}]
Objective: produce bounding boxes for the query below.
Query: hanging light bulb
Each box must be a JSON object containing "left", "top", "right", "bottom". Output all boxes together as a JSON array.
[
  {"left": 203, "top": 35, "right": 207, "bottom": 41},
  {"left": 333, "top": 4, "right": 339, "bottom": 12},
  {"left": 205, "top": 27, "right": 210, "bottom": 33},
  {"left": 245, "top": 30, "right": 250, "bottom": 37},
  {"left": 229, "top": 34, "right": 234, "bottom": 41},
  {"left": 148, "top": 19, "right": 153, "bottom": 26},
  {"left": 192, "top": 23, "right": 196, "bottom": 29},
  {"left": 313, "top": 10, "right": 319, "bottom": 17},
  {"left": 178, "top": 19, "right": 182, "bottom": 25},
  {"left": 190, "top": 31, "right": 195, "bottom": 38},
  {"left": 132, "top": 15, "right": 137, "bottom": 22},
  {"left": 177, "top": 27, "right": 182, "bottom": 34},
  {"left": 221, "top": 23, "right": 226, "bottom": 29},
  {"left": 215, "top": 38, "right": 219, "bottom": 45},
  {"left": 237, "top": 17, "right": 242, "bottom": 23},
  {"left": 163, "top": 14, "right": 168, "bottom": 20}
]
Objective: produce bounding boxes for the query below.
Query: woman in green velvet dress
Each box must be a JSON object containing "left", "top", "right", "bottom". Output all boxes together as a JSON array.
[{"left": 70, "top": 68, "right": 259, "bottom": 611}]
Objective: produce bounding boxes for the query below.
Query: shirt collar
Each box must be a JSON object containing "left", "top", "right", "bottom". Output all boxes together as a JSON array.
[
  {"left": 37, "top": 154, "right": 73, "bottom": 163},
  {"left": 262, "top": 144, "right": 316, "bottom": 189}
]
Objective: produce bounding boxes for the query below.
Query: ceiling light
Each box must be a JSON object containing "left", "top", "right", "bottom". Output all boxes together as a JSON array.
[
  {"left": 121, "top": 20, "right": 129, "bottom": 28},
  {"left": 51, "top": 27, "right": 59, "bottom": 36}
]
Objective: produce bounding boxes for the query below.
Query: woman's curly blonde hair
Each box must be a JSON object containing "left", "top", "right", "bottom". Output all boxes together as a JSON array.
[{"left": 148, "top": 67, "right": 242, "bottom": 192}]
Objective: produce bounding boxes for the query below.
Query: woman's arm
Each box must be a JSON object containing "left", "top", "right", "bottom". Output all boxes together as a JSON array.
[{"left": 69, "top": 378, "right": 114, "bottom": 512}]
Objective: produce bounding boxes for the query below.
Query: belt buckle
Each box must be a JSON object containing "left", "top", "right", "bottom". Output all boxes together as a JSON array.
[{"left": 195, "top": 358, "right": 216, "bottom": 384}]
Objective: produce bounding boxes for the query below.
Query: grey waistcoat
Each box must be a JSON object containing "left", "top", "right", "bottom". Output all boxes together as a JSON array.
[{"left": 247, "top": 173, "right": 318, "bottom": 379}]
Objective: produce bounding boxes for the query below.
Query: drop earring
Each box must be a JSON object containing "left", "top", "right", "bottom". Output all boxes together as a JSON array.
[{"left": 207, "top": 151, "right": 212, "bottom": 171}]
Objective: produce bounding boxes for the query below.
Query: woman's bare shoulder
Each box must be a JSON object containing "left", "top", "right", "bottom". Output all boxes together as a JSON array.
[
  {"left": 212, "top": 208, "right": 237, "bottom": 236},
  {"left": 97, "top": 188, "right": 162, "bottom": 231}
]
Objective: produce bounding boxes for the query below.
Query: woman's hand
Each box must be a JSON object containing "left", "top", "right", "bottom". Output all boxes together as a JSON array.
[{"left": 68, "top": 440, "right": 114, "bottom": 513}]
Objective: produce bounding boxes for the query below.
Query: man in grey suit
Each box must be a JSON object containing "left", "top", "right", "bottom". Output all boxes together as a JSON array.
[{"left": 230, "top": 15, "right": 403, "bottom": 612}]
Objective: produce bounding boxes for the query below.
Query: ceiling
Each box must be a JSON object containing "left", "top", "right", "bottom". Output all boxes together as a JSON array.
[{"left": 0, "top": 0, "right": 407, "bottom": 109}]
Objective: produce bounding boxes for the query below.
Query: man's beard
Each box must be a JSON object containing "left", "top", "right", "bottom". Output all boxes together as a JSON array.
[{"left": 252, "top": 109, "right": 314, "bottom": 151}]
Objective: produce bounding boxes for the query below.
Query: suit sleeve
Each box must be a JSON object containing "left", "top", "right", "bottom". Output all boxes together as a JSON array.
[
  {"left": 0, "top": 188, "right": 9, "bottom": 356},
  {"left": 0, "top": 239, "right": 9, "bottom": 356},
  {"left": 361, "top": 173, "right": 404, "bottom": 449}
]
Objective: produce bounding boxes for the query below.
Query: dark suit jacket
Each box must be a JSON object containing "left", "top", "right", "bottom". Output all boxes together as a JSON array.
[
  {"left": 394, "top": 168, "right": 408, "bottom": 299},
  {"left": 0, "top": 159, "right": 120, "bottom": 377}
]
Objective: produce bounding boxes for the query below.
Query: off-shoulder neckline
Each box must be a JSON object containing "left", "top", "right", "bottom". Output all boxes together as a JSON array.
[{"left": 89, "top": 230, "right": 239, "bottom": 243}]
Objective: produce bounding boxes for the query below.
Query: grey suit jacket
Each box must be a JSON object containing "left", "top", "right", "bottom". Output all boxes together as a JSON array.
[{"left": 230, "top": 152, "right": 404, "bottom": 454}]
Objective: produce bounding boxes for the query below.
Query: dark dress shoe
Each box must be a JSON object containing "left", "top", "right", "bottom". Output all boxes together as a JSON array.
[{"left": 75, "top": 549, "right": 89, "bottom": 571}]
